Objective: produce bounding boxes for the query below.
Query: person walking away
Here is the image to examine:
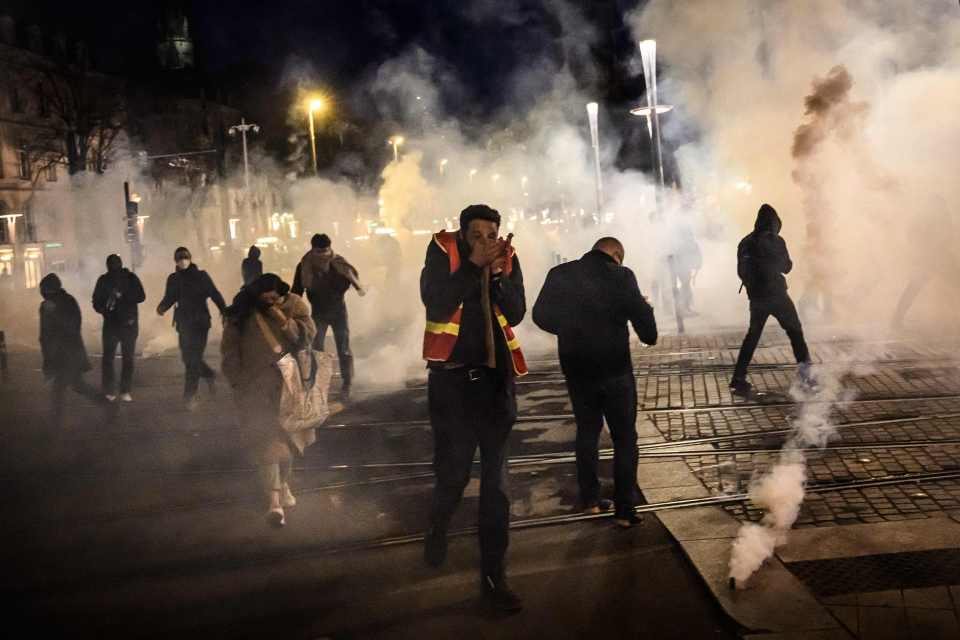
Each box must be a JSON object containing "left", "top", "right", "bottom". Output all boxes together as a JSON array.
[
  {"left": 730, "top": 204, "right": 812, "bottom": 397},
  {"left": 39, "top": 274, "right": 104, "bottom": 426},
  {"left": 222, "top": 274, "right": 317, "bottom": 527},
  {"left": 156, "top": 247, "right": 227, "bottom": 410},
  {"left": 92, "top": 254, "right": 145, "bottom": 402},
  {"left": 533, "top": 237, "right": 657, "bottom": 527},
  {"left": 241, "top": 245, "right": 263, "bottom": 287},
  {"left": 420, "top": 204, "right": 527, "bottom": 613},
  {"left": 292, "top": 233, "right": 364, "bottom": 402}
]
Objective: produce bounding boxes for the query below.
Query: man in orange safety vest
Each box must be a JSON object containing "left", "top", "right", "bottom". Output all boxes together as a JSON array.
[{"left": 419, "top": 204, "right": 526, "bottom": 614}]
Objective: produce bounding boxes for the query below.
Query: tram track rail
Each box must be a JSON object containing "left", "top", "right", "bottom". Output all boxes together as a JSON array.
[
  {"left": 7, "top": 392, "right": 960, "bottom": 447},
  {"left": 14, "top": 433, "right": 960, "bottom": 530},
  {"left": 10, "top": 467, "right": 960, "bottom": 595}
]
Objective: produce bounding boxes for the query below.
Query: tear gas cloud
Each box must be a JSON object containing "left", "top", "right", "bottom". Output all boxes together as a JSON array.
[
  {"left": 628, "top": 0, "right": 960, "bottom": 331},
  {"left": 8, "top": 1, "right": 960, "bottom": 391}
]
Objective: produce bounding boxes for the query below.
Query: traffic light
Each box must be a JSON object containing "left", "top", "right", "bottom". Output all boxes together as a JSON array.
[{"left": 125, "top": 199, "right": 138, "bottom": 243}]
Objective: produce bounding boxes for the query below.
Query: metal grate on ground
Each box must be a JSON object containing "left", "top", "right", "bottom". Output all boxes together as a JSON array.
[{"left": 785, "top": 549, "right": 960, "bottom": 597}]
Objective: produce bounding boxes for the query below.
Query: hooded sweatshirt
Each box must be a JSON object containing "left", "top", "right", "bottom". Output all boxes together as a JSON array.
[
  {"left": 737, "top": 204, "right": 793, "bottom": 300},
  {"left": 39, "top": 274, "right": 90, "bottom": 376}
]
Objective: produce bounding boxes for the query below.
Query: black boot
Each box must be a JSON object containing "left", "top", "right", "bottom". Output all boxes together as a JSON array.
[
  {"left": 423, "top": 526, "right": 447, "bottom": 568},
  {"left": 481, "top": 573, "right": 523, "bottom": 614},
  {"left": 729, "top": 378, "right": 752, "bottom": 397},
  {"left": 614, "top": 507, "right": 644, "bottom": 529}
]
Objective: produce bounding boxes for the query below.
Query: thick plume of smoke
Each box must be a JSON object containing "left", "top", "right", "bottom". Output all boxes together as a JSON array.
[
  {"left": 628, "top": 0, "right": 960, "bottom": 331},
  {"left": 728, "top": 364, "right": 859, "bottom": 587}
]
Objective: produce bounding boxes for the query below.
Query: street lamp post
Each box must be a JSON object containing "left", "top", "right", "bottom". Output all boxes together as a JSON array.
[
  {"left": 636, "top": 40, "right": 668, "bottom": 188},
  {"left": 307, "top": 98, "right": 324, "bottom": 176},
  {"left": 228, "top": 117, "right": 260, "bottom": 192},
  {"left": 633, "top": 39, "right": 684, "bottom": 334},
  {"left": 586, "top": 102, "right": 603, "bottom": 216}
]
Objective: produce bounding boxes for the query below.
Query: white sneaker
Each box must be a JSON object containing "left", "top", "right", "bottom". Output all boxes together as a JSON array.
[
  {"left": 119, "top": 393, "right": 133, "bottom": 403},
  {"left": 266, "top": 506, "right": 285, "bottom": 528},
  {"left": 105, "top": 394, "right": 117, "bottom": 403},
  {"left": 281, "top": 483, "right": 297, "bottom": 508}
]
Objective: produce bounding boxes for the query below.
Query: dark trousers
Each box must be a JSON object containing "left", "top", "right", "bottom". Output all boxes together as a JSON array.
[
  {"left": 428, "top": 367, "right": 517, "bottom": 578},
  {"left": 178, "top": 326, "right": 214, "bottom": 399},
  {"left": 313, "top": 307, "right": 353, "bottom": 388},
  {"left": 102, "top": 323, "right": 138, "bottom": 394},
  {"left": 733, "top": 294, "right": 810, "bottom": 381},
  {"left": 566, "top": 372, "right": 639, "bottom": 513},
  {"left": 52, "top": 369, "right": 101, "bottom": 425}
]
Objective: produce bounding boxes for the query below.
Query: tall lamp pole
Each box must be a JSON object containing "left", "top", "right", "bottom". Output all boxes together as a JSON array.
[
  {"left": 228, "top": 117, "right": 260, "bottom": 192},
  {"left": 586, "top": 102, "right": 603, "bottom": 216},
  {"left": 307, "top": 98, "right": 324, "bottom": 176},
  {"left": 388, "top": 135, "right": 404, "bottom": 163}
]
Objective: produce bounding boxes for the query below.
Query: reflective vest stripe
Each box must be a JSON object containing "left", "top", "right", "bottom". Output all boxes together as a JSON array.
[{"left": 424, "top": 319, "right": 461, "bottom": 336}]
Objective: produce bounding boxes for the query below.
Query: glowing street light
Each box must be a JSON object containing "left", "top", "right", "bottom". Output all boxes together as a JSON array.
[
  {"left": 388, "top": 135, "right": 404, "bottom": 162},
  {"left": 439, "top": 158, "right": 448, "bottom": 175},
  {"left": 469, "top": 168, "right": 478, "bottom": 182},
  {"left": 306, "top": 97, "right": 326, "bottom": 176}
]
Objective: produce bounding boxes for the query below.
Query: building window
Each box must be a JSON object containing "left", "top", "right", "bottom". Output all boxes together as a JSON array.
[
  {"left": 18, "top": 148, "right": 30, "bottom": 180},
  {"left": 46, "top": 163, "right": 57, "bottom": 181}
]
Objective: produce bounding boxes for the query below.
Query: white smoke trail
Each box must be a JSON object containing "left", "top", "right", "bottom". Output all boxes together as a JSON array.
[{"left": 728, "top": 366, "right": 858, "bottom": 587}]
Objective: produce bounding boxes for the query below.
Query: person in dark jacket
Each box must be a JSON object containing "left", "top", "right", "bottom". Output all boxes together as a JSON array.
[
  {"left": 156, "top": 247, "right": 227, "bottom": 409},
  {"left": 39, "top": 273, "right": 103, "bottom": 425},
  {"left": 92, "top": 254, "right": 146, "bottom": 402},
  {"left": 731, "top": 204, "right": 812, "bottom": 396},
  {"left": 533, "top": 237, "right": 657, "bottom": 527},
  {"left": 292, "top": 233, "right": 364, "bottom": 401},
  {"left": 241, "top": 245, "right": 263, "bottom": 286},
  {"left": 420, "top": 204, "right": 526, "bottom": 613}
]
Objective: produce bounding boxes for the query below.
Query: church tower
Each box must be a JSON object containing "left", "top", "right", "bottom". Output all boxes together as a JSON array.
[{"left": 156, "top": 2, "right": 195, "bottom": 70}]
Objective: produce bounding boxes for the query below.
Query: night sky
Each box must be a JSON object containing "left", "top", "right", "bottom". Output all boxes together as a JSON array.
[
  {"left": 13, "top": 1, "right": 643, "bottom": 113},
  {"left": 7, "top": 0, "right": 671, "bottom": 175}
]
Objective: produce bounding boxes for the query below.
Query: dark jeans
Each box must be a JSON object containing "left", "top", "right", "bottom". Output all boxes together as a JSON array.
[
  {"left": 102, "top": 323, "right": 138, "bottom": 394},
  {"left": 566, "top": 372, "right": 639, "bottom": 514},
  {"left": 733, "top": 294, "right": 810, "bottom": 381},
  {"left": 313, "top": 307, "right": 353, "bottom": 388},
  {"left": 178, "top": 326, "right": 215, "bottom": 399},
  {"left": 52, "top": 369, "right": 101, "bottom": 425},
  {"left": 428, "top": 367, "right": 517, "bottom": 578}
]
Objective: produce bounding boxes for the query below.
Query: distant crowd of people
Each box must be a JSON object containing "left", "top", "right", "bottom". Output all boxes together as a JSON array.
[{"left": 36, "top": 201, "right": 824, "bottom": 613}]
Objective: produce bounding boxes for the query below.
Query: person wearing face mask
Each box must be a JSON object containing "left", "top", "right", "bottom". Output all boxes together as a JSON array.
[
  {"left": 533, "top": 237, "right": 658, "bottom": 528},
  {"left": 156, "top": 247, "right": 227, "bottom": 410},
  {"left": 39, "top": 273, "right": 105, "bottom": 426},
  {"left": 92, "top": 254, "right": 146, "bottom": 402},
  {"left": 221, "top": 274, "right": 316, "bottom": 527},
  {"left": 292, "top": 233, "right": 364, "bottom": 402},
  {"left": 420, "top": 204, "right": 527, "bottom": 614}
]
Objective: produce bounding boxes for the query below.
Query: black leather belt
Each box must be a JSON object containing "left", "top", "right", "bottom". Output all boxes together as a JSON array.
[{"left": 428, "top": 363, "right": 488, "bottom": 382}]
